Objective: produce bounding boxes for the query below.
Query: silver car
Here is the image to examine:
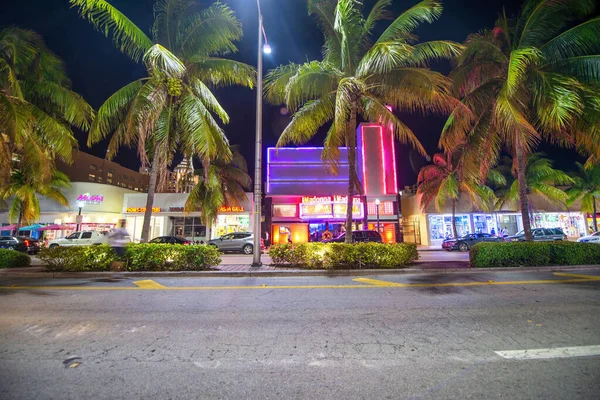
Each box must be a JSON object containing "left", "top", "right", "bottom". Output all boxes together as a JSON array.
[
  {"left": 207, "top": 232, "right": 257, "bottom": 254},
  {"left": 507, "top": 228, "right": 567, "bottom": 242}
]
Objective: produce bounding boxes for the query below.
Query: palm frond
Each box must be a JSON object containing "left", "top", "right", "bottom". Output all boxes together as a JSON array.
[
  {"left": 277, "top": 96, "right": 335, "bottom": 147},
  {"left": 190, "top": 78, "right": 229, "bottom": 124},
  {"left": 540, "top": 16, "right": 600, "bottom": 64},
  {"left": 143, "top": 44, "right": 185, "bottom": 78},
  {"left": 69, "top": 0, "right": 153, "bottom": 62},
  {"left": 264, "top": 63, "right": 300, "bottom": 105},
  {"left": 376, "top": 0, "right": 443, "bottom": 44},
  {"left": 187, "top": 57, "right": 255, "bottom": 88},
  {"left": 285, "top": 61, "right": 342, "bottom": 111}
]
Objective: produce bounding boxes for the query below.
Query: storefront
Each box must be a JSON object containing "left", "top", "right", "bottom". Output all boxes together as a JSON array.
[
  {"left": 401, "top": 191, "right": 588, "bottom": 246},
  {"left": 0, "top": 182, "right": 134, "bottom": 240},
  {"left": 266, "top": 123, "right": 402, "bottom": 244},
  {"left": 122, "top": 193, "right": 253, "bottom": 242}
]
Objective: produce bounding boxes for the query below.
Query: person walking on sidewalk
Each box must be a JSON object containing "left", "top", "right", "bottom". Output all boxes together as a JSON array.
[{"left": 108, "top": 219, "right": 129, "bottom": 259}]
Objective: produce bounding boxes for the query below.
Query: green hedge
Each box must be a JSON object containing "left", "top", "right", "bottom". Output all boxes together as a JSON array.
[
  {"left": 0, "top": 249, "right": 31, "bottom": 268},
  {"left": 269, "top": 242, "right": 418, "bottom": 269},
  {"left": 470, "top": 241, "right": 600, "bottom": 268},
  {"left": 39, "top": 244, "right": 221, "bottom": 271},
  {"left": 125, "top": 244, "right": 221, "bottom": 271},
  {"left": 39, "top": 245, "right": 118, "bottom": 271}
]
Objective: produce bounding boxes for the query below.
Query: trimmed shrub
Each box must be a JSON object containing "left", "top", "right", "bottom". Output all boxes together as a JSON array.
[
  {"left": 0, "top": 249, "right": 31, "bottom": 268},
  {"left": 39, "top": 244, "right": 222, "bottom": 271},
  {"left": 269, "top": 242, "right": 418, "bottom": 269},
  {"left": 470, "top": 241, "right": 600, "bottom": 268},
  {"left": 125, "top": 244, "right": 221, "bottom": 271},
  {"left": 39, "top": 245, "right": 118, "bottom": 271}
]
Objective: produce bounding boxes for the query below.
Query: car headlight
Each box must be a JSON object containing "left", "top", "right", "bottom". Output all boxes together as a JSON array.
[{"left": 511, "top": 238, "right": 519, "bottom": 242}]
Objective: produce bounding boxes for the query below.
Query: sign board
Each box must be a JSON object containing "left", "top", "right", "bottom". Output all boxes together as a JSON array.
[
  {"left": 77, "top": 193, "right": 104, "bottom": 205},
  {"left": 218, "top": 206, "right": 245, "bottom": 213},
  {"left": 125, "top": 207, "right": 161, "bottom": 213},
  {"left": 75, "top": 215, "right": 83, "bottom": 224},
  {"left": 300, "top": 196, "right": 363, "bottom": 219}
]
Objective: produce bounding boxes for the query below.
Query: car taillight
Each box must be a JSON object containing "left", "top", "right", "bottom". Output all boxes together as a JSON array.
[{"left": 24, "top": 240, "right": 29, "bottom": 246}]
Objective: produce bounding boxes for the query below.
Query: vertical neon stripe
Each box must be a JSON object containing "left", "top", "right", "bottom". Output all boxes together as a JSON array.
[
  {"left": 266, "top": 148, "right": 271, "bottom": 193},
  {"left": 389, "top": 125, "right": 397, "bottom": 194},
  {"left": 379, "top": 125, "right": 387, "bottom": 195},
  {"left": 361, "top": 127, "right": 368, "bottom": 194}
]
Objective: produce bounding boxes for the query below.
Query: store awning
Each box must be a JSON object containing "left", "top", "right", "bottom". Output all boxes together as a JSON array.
[
  {"left": 38, "top": 224, "right": 70, "bottom": 231},
  {"left": 1, "top": 224, "right": 17, "bottom": 231},
  {"left": 19, "top": 224, "right": 44, "bottom": 231}
]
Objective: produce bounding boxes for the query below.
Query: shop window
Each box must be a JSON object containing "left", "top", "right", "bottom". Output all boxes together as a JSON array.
[
  {"left": 107, "top": 172, "right": 113, "bottom": 178},
  {"left": 273, "top": 204, "right": 297, "bottom": 218},
  {"left": 172, "top": 216, "right": 206, "bottom": 239},
  {"left": 367, "top": 201, "right": 394, "bottom": 215},
  {"left": 107, "top": 178, "right": 112, "bottom": 184},
  {"left": 88, "top": 174, "right": 96, "bottom": 181},
  {"left": 97, "top": 176, "right": 103, "bottom": 182}
]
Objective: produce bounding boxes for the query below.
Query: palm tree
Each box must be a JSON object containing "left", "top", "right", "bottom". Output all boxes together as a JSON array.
[
  {"left": 265, "top": 0, "right": 461, "bottom": 243},
  {"left": 0, "top": 27, "right": 93, "bottom": 187},
  {"left": 0, "top": 168, "right": 70, "bottom": 234},
  {"left": 491, "top": 154, "right": 574, "bottom": 219},
  {"left": 567, "top": 162, "right": 600, "bottom": 232},
  {"left": 185, "top": 146, "right": 251, "bottom": 228},
  {"left": 417, "top": 147, "right": 494, "bottom": 239},
  {"left": 70, "top": 0, "right": 254, "bottom": 241},
  {"left": 441, "top": 0, "right": 600, "bottom": 240}
]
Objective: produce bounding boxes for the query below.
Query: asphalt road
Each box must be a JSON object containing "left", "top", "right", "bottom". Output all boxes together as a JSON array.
[{"left": 1, "top": 269, "right": 599, "bottom": 399}]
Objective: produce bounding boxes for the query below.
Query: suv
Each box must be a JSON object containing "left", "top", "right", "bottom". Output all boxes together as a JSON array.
[
  {"left": 322, "top": 230, "right": 383, "bottom": 243},
  {"left": 48, "top": 231, "right": 103, "bottom": 247},
  {"left": 207, "top": 232, "right": 263, "bottom": 254},
  {"left": 0, "top": 236, "right": 40, "bottom": 254},
  {"left": 507, "top": 228, "right": 567, "bottom": 242}
]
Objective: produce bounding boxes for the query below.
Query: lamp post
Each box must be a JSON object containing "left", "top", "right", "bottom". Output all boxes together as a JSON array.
[
  {"left": 76, "top": 201, "right": 84, "bottom": 231},
  {"left": 252, "top": 0, "right": 270, "bottom": 267},
  {"left": 375, "top": 198, "right": 380, "bottom": 233}
]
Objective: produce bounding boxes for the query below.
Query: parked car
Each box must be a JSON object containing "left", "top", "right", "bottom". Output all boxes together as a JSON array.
[
  {"left": 321, "top": 230, "right": 383, "bottom": 243},
  {"left": 577, "top": 231, "right": 600, "bottom": 243},
  {"left": 48, "top": 231, "right": 104, "bottom": 247},
  {"left": 206, "top": 232, "right": 264, "bottom": 254},
  {"left": 149, "top": 236, "right": 192, "bottom": 245},
  {"left": 0, "top": 236, "right": 41, "bottom": 254},
  {"left": 442, "top": 233, "right": 504, "bottom": 252},
  {"left": 506, "top": 228, "right": 567, "bottom": 242}
]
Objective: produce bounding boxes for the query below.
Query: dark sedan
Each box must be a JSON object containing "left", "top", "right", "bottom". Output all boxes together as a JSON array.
[
  {"left": 149, "top": 236, "right": 191, "bottom": 245},
  {"left": 322, "top": 230, "right": 383, "bottom": 243},
  {"left": 442, "top": 233, "right": 504, "bottom": 251},
  {"left": 0, "top": 236, "right": 41, "bottom": 254}
]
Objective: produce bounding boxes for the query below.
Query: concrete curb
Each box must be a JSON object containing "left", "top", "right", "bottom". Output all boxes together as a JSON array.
[{"left": 1, "top": 264, "right": 599, "bottom": 279}]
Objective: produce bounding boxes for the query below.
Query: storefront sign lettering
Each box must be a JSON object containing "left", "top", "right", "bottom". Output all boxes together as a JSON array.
[
  {"left": 77, "top": 193, "right": 104, "bottom": 204},
  {"left": 302, "top": 196, "right": 331, "bottom": 204},
  {"left": 218, "top": 206, "right": 245, "bottom": 212},
  {"left": 126, "top": 207, "right": 161, "bottom": 213},
  {"left": 302, "top": 195, "right": 362, "bottom": 204}
]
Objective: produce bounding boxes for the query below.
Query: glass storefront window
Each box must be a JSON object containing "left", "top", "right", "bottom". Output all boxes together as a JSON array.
[
  {"left": 532, "top": 212, "right": 585, "bottom": 237},
  {"left": 171, "top": 216, "right": 206, "bottom": 240},
  {"left": 214, "top": 215, "right": 250, "bottom": 238},
  {"left": 428, "top": 214, "right": 471, "bottom": 243}
]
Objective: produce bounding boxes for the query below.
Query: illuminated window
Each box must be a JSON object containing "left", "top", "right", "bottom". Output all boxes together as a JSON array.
[
  {"left": 273, "top": 205, "right": 297, "bottom": 218},
  {"left": 107, "top": 178, "right": 112, "bottom": 184},
  {"left": 90, "top": 165, "right": 97, "bottom": 170},
  {"left": 88, "top": 174, "right": 96, "bottom": 181},
  {"left": 107, "top": 172, "right": 113, "bottom": 178}
]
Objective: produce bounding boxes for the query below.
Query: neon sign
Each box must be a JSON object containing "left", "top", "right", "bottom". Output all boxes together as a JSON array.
[
  {"left": 299, "top": 196, "right": 363, "bottom": 219},
  {"left": 126, "top": 207, "right": 161, "bottom": 213},
  {"left": 77, "top": 193, "right": 104, "bottom": 204},
  {"left": 218, "top": 206, "right": 245, "bottom": 212}
]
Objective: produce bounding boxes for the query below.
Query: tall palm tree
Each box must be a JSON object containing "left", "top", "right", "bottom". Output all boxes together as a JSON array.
[
  {"left": 185, "top": 146, "right": 251, "bottom": 228},
  {"left": 491, "top": 154, "right": 574, "bottom": 217},
  {"left": 0, "top": 27, "right": 93, "bottom": 187},
  {"left": 0, "top": 168, "right": 70, "bottom": 234},
  {"left": 441, "top": 0, "right": 600, "bottom": 240},
  {"left": 265, "top": 0, "right": 461, "bottom": 243},
  {"left": 417, "top": 147, "right": 494, "bottom": 239},
  {"left": 70, "top": 0, "right": 254, "bottom": 241},
  {"left": 567, "top": 162, "right": 600, "bottom": 232}
]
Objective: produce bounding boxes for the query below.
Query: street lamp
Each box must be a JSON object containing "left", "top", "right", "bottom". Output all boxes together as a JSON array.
[
  {"left": 252, "top": 0, "right": 271, "bottom": 267},
  {"left": 76, "top": 201, "right": 84, "bottom": 231},
  {"left": 375, "top": 198, "right": 380, "bottom": 233}
]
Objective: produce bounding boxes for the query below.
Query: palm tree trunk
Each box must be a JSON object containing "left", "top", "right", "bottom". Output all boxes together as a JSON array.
[
  {"left": 515, "top": 140, "right": 533, "bottom": 241},
  {"left": 451, "top": 199, "right": 458, "bottom": 239},
  {"left": 593, "top": 198, "right": 598, "bottom": 232},
  {"left": 344, "top": 105, "right": 358, "bottom": 244},
  {"left": 140, "top": 147, "right": 160, "bottom": 243},
  {"left": 14, "top": 204, "right": 23, "bottom": 236}
]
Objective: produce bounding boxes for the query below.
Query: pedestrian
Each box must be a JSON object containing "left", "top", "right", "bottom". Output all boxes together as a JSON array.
[
  {"left": 501, "top": 227, "right": 508, "bottom": 237},
  {"left": 108, "top": 219, "right": 129, "bottom": 270},
  {"left": 491, "top": 227, "right": 496, "bottom": 236}
]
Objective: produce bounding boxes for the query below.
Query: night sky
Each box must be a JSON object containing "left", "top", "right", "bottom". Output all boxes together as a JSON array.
[{"left": 3, "top": 0, "right": 582, "bottom": 187}]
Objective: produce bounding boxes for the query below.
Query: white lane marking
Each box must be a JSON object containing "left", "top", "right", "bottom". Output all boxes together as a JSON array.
[{"left": 495, "top": 345, "right": 600, "bottom": 360}]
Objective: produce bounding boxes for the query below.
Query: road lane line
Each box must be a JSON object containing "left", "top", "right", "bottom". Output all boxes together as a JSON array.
[
  {"left": 352, "top": 278, "right": 403, "bottom": 286},
  {"left": 495, "top": 345, "right": 600, "bottom": 360},
  {"left": 1, "top": 277, "right": 598, "bottom": 291},
  {"left": 132, "top": 280, "right": 167, "bottom": 289},
  {"left": 553, "top": 272, "right": 600, "bottom": 280}
]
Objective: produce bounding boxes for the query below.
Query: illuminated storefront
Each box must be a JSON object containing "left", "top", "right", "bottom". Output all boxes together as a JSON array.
[
  {"left": 265, "top": 123, "right": 401, "bottom": 244},
  {"left": 122, "top": 192, "right": 253, "bottom": 242}
]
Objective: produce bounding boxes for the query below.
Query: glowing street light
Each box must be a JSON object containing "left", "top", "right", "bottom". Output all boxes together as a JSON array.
[{"left": 375, "top": 198, "right": 381, "bottom": 233}]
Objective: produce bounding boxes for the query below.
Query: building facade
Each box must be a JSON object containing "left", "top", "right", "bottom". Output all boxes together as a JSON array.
[
  {"left": 400, "top": 189, "right": 590, "bottom": 246},
  {"left": 265, "top": 123, "right": 401, "bottom": 244},
  {"left": 57, "top": 151, "right": 149, "bottom": 192},
  {"left": 122, "top": 192, "right": 254, "bottom": 242}
]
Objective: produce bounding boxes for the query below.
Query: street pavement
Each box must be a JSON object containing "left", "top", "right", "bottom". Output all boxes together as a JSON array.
[{"left": 1, "top": 269, "right": 599, "bottom": 399}]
